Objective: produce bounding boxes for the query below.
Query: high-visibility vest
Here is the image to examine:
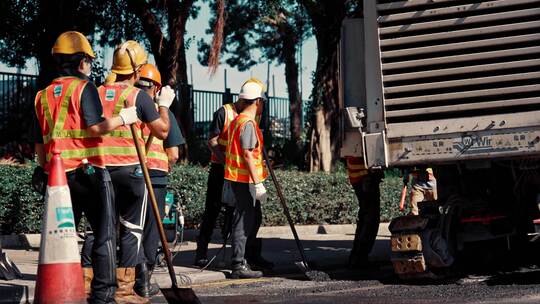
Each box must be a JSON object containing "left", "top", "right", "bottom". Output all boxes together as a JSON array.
[
  {"left": 224, "top": 113, "right": 268, "bottom": 183},
  {"left": 141, "top": 107, "right": 169, "bottom": 172},
  {"left": 346, "top": 157, "right": 369, "bottom": 185},
  {"left": 210, "top": 103, "right": 237, "bottom": 164},
  {"left": 98, "top": 83, "right": 144, "bottom": 167},
  {"left": 34, "top": 76, "right": 105, "bottom": 172}
]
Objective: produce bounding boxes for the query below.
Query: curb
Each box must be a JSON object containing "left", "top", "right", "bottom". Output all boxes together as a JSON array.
[{"left": 0, "top": 223, "right": 391, "bottom": 249}]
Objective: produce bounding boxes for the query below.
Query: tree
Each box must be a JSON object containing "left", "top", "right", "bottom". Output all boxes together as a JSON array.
[
  {"left": 199, "top": 0, "right": 310, "bottom": 165},
  {"left": 0, "top": 0, "right": 107, "bottom": 88},
  {"left": 299, "top": 0, "right": 361, "bottom": 172}
]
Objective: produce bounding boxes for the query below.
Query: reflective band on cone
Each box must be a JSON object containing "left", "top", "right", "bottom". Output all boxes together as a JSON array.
[{"left": 34, "top": 151, "right": 85, "bottom": 304}]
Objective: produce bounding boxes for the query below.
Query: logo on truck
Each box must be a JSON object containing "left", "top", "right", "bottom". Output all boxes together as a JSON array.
[{"left": 454, "top": 134, "right": 517, "bottom": 155}]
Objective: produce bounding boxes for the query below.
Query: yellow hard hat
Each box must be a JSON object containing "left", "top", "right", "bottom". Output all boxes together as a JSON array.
[
  {"left": 111, "top": 40, "right": 148, "bottom": 75},
  {"left": 242, "top": 78, "right": 266, "bottom": 93},
  {"left": 104, "top": 73, "right": 116, "bottom": 85},
  {"left": 51, "top": 31, "right": 95, "bottom": 58}
]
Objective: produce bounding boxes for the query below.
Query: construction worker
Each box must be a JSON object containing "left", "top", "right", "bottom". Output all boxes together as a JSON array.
[
  {"left": 133, "top": 63, "right": 185, "bottom": 298},
  {"left": 99, "top": 41, "right": 174, "bottom": 304},
  {"left": 346, "top": 157, "right": 383, "bottom": 268},
  {"left": 195, "top": 78, "right": 273, "bottom": 272},
  {"left": 224, "top": 81, "right": 269, "bottom": 279},
  {"left": 32, "top": 31, "right": 138, "bottom": 304},
  {"left": 408, "top": 168, "right": 437, "bottom": 215}
]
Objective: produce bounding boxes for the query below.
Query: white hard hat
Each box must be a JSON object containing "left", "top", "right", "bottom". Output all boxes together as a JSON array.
[{"left": 239, "top": 82, "right": 263, "bottom": 100}]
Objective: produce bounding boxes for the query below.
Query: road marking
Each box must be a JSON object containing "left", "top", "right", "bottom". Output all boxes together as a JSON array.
[{"left": 191, "top": 277, "right": 273, "bottom": 288}]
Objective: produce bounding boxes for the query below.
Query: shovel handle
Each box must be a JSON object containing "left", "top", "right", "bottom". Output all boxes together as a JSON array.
[
  {"left": 262, "top": 147, "right": 310, "bottom": 270},
  {"left": 129, "top": 124, "right": 178, "bottom": 288}
]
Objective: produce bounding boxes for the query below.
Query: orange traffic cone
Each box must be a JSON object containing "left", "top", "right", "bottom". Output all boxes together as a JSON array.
[{"left": 34, "top": 151, "right": 85, "bottom": 304}]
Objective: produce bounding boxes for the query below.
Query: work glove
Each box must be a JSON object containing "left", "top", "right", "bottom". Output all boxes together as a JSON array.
[
  {"left": 119, "top": 106, "right": 138, "bottom": 125},
  {"left": 249, "top": 182, "right": 268, "bottom": 205},
  {"left": 156, "top": 85, "right": 175, "bottom": 108},
  {"left": 31, "top": 166, "right": 47, "bottom": 195}
]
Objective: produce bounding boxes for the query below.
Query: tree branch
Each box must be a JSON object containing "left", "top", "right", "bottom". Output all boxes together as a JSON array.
[{"left": 128, "top": 0, "right": 165, "bottom": 58}]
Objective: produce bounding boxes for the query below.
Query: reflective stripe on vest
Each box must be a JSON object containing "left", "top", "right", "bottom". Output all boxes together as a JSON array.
[
  {"left": 99, "top": 84, "right": 143, "bottom": 167},
  {"left": 141, "top": 108, "right": 169, "bottom": 172},
  {"left": 34, "top": 76, "right": 105, "bottom": 171},
  {"left": 224, "top": 114, "right": 268, "bottom": 183},
  {"left": 210, "top": 103, "right": 237, "bottom": 164},
  {"left": 346, "top": 157, "right": 368, "bottom": 184}
]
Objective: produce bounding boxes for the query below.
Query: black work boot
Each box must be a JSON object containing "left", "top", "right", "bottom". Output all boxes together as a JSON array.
[
  {"left": 134, "top": 263, "right": 160, "bottom": 298},
  {"left": 245, "top": 238, "right": 274, "bottom": 271},
  {"left": 231, "top": 260, "right": 263, "bottom": 279},
  {"left": 194, "top": 239, "right": 210, "bottom": 268}
]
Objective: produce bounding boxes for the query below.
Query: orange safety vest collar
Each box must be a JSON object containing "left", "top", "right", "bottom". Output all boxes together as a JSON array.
[
  {"left": 34, "top": 76, "right": 106, "bottom": 172},
  {"left": 224, "top": 113, "right": 268, "bottom": 183}
]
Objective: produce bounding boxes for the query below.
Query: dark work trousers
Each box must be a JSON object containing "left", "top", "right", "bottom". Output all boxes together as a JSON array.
[
  {"left": 108, "top": 165, "right": 148, "bottom": 267},
  {"left": 68, "top": 167, "right": 117, "bottom": 303},
  {"left": 350, "top": 175, "right": 382, "bottom": 263},
  {"left": 142, "top": 182, "right": 167, "bottom": 266},
  {"left": 230, "top": 182, "right": 262, "bottom": 265},
  {"left": 196, "top": 163, "right": 226, "bottom": 258}
]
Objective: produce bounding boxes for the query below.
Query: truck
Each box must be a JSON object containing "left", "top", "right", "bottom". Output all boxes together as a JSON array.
[{"left": 340, "top": 0, "right": 540, "bottom": 278}]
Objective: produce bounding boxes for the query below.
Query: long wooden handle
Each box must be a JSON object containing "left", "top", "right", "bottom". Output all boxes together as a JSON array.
[
  {"left": 399, "top": 184, "right": 407, "bottom": 211},
  {"left": 262, "top": 147, "right": 310, "bottom": 270},
  {"left": 129, "top": 124, "right": 178, "bottom": 288}
]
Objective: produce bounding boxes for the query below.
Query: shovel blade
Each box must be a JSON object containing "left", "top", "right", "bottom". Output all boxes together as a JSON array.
[{"left": 161, "top": 287, "right": 201, "bottom": 304}]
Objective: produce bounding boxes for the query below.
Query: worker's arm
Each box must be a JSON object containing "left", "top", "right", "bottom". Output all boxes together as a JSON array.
[
  {"left": 146, "top": 107, "right": 169, "bottom": 140},
  {"left": 35, "top": 143, "right": 46, "bottom": 168},
  {"left": 87, "top": 117, "right": 124, "bottom": 137},
  {"left": 243, "top": 148, "right": 261, "bottom": 184},
  {"left": 208, "top": 135, "right": 225, "bottom": 163},
  {"left": 166, "top": 146, "right": 179, "bottom": 167}
]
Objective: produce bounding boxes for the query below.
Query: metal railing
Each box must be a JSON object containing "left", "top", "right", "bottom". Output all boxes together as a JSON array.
[
  {"left": 0, "top": 72, "right": 38, "bottom": 144},
  {"left": 0, "top": 72, "right": 307, "bottom": 145},
  {"left": 191, "top": 87, "right": 306, "bottom": 141}
]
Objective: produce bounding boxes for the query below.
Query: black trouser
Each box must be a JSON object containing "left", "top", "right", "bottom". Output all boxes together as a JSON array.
[
  {"left": 142, "top": 182, "right": 167, "bottom": 266},
  {"left": 68, "top": 167, "right": 116, "bottom": 303},
  {"left": 108, "top": 165, "right": 148, "bottom": 267},
  {"left": 230, "top": 182, "right": 262, "bottom": 265},
  {"left": 350, "top": 174, "right": 382, "bottom": 261},
  {"left": 196, "top": 163, "right": 226, "bottom": 257}
]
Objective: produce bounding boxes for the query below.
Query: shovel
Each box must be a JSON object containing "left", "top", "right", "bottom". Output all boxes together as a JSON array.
[
  {"left": 128, "top": 120, "right": 200, "bottom": 303},
  {"left": 262, "top": 147, "right": 330, "bottom": 281}
]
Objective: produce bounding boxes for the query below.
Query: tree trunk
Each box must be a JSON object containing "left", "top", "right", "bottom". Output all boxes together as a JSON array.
[
  {"left": 282, "top": 29, "right": 303, "bottom": 165},
  {"left": 302, "top": 0, "right": 346, "bottom": 172}
]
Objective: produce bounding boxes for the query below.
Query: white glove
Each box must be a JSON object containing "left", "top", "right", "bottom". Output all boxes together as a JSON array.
[
  {"left": 249, "top": 183, "right": 268, "bottom": 205},
  {"left": 119, "top": 106, "right": 138, "bottom": 125},
  {"left": 156, "top": 85, "right": 175, "bottom": 108}
]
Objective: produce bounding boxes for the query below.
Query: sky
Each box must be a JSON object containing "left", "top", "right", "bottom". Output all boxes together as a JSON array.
[{"left": 0, "top": 2, "right": 317, "bottom": 100}]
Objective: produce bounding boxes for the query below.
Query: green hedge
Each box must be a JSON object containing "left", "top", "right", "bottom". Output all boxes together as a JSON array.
[{"left": 0, "top": 164, "right": 405, "bottom": 234}]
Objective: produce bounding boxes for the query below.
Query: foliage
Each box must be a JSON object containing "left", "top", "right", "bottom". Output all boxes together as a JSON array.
[{"left": 0, "top": 165, "right": 43, "bottom": 233}]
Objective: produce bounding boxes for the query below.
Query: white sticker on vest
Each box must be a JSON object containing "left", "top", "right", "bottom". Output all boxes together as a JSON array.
[
  {"left": 105, "top": 89, "right": 116, "bottom": 101},
  {"left": 53, "top": 85, "right": 63, "bottom": 97}
]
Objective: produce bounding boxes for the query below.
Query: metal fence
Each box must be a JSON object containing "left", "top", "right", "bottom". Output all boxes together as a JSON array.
[
  {"left": 0, "top": 72, "right": 38, "bottom": 144},
  {"left": 0, "top": 72, "right": 306, "bottom": 145},
  {"left": 192, "top": 88, "right": 304, "bottom": 141}
]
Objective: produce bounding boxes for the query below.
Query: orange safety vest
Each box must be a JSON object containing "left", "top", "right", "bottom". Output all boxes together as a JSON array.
[
  {"left": 98, "top": 83, "right": 144, "bottom": 167},
  {"left": 210, "top": 103, "right": 238, "bottom": 164},
  {"left": 224, "top": 113, "right": 268, "bottom": 183},
  {"left": 34, "top": 76, "right": 105, "bottom": 172},
  {"left": 141, "top": 107, "right": 169, "bottom": 172},
  {"left": 346, "top": 157, "right": 369, "bottom": 185}
]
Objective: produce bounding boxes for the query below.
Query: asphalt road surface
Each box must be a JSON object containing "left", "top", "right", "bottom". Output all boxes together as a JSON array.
[{"left": 153, "top": 263, "right": 540, "bottom": 304}]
